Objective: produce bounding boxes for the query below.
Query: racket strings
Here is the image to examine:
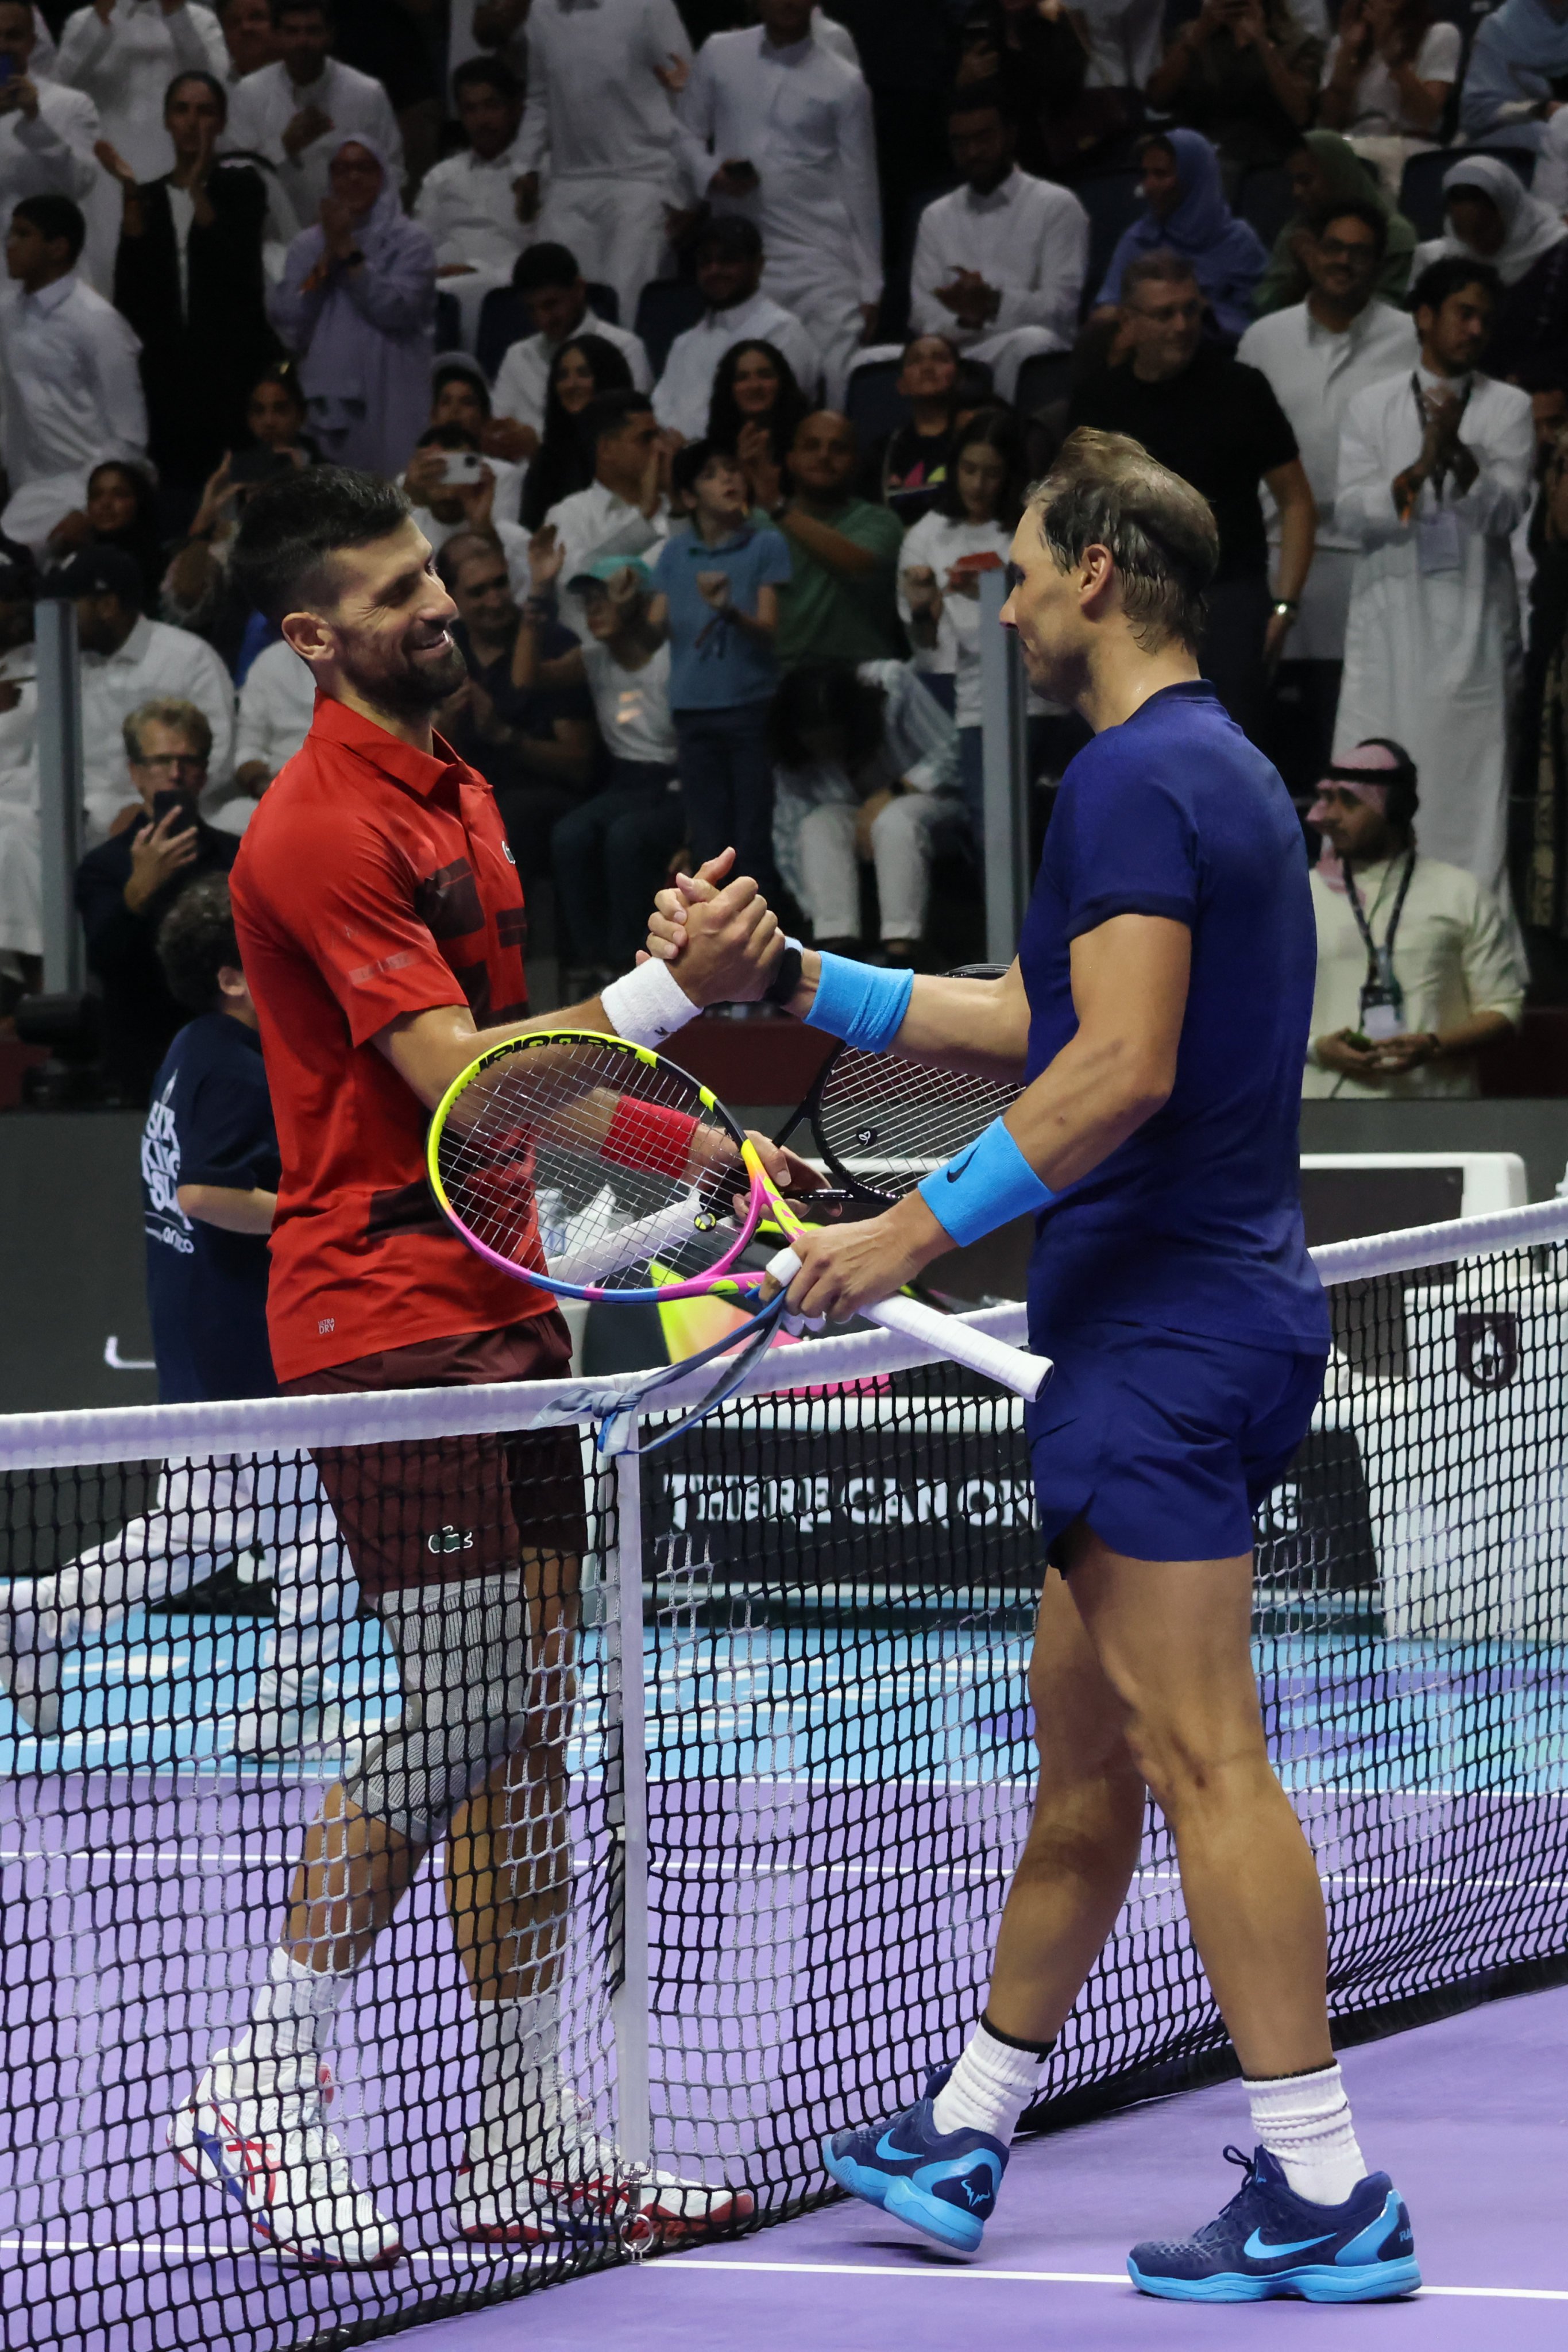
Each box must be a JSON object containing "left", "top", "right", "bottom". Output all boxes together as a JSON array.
[{"left": 812, "top": 1051, "right": 1021, "bottom": 1198}]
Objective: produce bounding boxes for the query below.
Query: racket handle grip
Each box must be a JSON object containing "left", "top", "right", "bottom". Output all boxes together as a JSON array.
[{"left": 764, "top": 1249, "right": 1050, "bottom": 1401}]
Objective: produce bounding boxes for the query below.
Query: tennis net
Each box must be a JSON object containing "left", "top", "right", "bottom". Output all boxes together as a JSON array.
[{"left": 2, "top": 1195, "right": 1567, "bottom": 2350}]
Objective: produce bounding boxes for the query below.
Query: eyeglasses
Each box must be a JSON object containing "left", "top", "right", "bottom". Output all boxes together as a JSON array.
[
  {"left": 1126, "top": 299, "right": 1204, "bottom": 325},
  {"left": 1316, "top": 237, "right": 1378, "bottom": 263}
]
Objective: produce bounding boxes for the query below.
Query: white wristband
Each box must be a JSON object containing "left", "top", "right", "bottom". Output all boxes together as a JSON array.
[{"left": 600, "top": 957, "right": 701, "bottom": 1050}]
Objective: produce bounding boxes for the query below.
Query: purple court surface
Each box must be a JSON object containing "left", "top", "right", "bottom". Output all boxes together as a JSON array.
[{"left": 404, "top": 1982, "right": 1568, "bottom": 2352}]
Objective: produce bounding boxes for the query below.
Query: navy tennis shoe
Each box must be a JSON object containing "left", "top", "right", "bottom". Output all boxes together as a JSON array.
[
  {"left": 1127, "top": 2144, "right": 1420, "bottom": 2303},
  {"left": 821, "top": 2065, "right": 1007, "bottom": 2255}
]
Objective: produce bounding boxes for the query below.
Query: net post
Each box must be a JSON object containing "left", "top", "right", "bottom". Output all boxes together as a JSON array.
[
  {"left": 35, "top": 590, "right": 85, "bottom": 995},
  {"left": 979, "top": 564, "right": 1029, "bottom": 964},
  {"left": 608, "top": 1426, "right": 652, "bottom": 2172}
]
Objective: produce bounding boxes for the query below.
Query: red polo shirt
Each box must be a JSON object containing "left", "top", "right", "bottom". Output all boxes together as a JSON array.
[{"left": 231, "top": 694, "right": 551, "bottom": 1381}]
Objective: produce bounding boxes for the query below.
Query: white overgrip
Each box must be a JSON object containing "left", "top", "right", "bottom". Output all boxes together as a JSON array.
[{"left": 764, "top": 1248, "right": 1049, "bottom": 1401}]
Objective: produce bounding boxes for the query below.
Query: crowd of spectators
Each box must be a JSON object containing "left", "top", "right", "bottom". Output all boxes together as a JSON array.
[{"left": 1, "top": 0, "right": 1565, "bottom": 1103}]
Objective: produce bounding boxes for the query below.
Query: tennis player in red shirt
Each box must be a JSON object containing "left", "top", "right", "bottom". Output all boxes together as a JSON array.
[{"left": 167, "top": 468, "right": 784, "bottom": 2268}]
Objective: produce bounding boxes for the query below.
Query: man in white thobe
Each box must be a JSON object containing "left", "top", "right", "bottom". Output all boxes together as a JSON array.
[
  {"left": 223, "top": 0, "right": 402, "bottom": 239},
  {"left": 513, "top": 0, "right": 692, "bottom": 330},
  {"left": 678, "top": 0, "right": 881, "bottom": 406},
  {"left": 909, "top": 88, "right": 1089, "bottom": 402},
  {"left": 541, "top": 391, "right": 672, "bottom": 639},
  {"left": 56, "top": 0, "right": 226, "bottom": 181},
  {"left": 1237, "top": 195, "right": 1416, "bottom": 785},
  {"left": 412, "top": 52, "right": 534, "bottom": 348},
  {"left": 0, "top": 195, "right": 147, "bottom": 555},
  {"left": 67, "top": 549, "right": 237, "bottom": 836},
  {"left": 653, "top": 215, "right": 820, "bottom": 439},
  {"left": 217, "top": 0, "right": 276, "bottom": 83},
  {"left": 0, "top": 0, "right": 99, "bottom": 242},
  {"left": 487, "top": 240, "right": 651, "bottom": 459},
  {"left": 1334, "top": 256, "right": 1534, "bottom": 907}
]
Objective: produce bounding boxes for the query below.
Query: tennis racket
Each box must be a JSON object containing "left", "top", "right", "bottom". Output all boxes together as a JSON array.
[
  {"left": 426, "top": 1029, "right": 1049, "bottom": 1401},
  {"left": 774, "top": 965, "right": 1023, "bottom": 1210}
]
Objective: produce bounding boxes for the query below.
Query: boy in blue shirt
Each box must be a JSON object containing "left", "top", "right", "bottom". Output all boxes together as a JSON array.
[{"left": 651, "top": 441, "right": 791, "bottom": 895}]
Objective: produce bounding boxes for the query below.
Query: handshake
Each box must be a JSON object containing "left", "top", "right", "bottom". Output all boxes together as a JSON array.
[{"left": 638, "top": 847, "right": 796, "bottom": 1013}]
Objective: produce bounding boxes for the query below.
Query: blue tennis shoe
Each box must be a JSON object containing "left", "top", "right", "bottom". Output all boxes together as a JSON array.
[
  {"left": 821, "top": 2066, "right": 1007, "bottom": 2256},
  {"left": 1127, "top": 2144, "right": 1420, "bottom": 2303}
]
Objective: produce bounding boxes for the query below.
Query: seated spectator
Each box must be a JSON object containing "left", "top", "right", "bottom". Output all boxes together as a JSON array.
[
  {"left": 539, "top": 387, "right": 674, "bottom": 638},
  {"left": 648, "top": 439, "right": 790, "bottom": 886},
  {"left": 223, "top": 0, "right": 403, "bottom": 239},
  {"left": 1145, "top": 0, "right": 1322, "bottom": 179},
  {"left": 512, "top": 550, "right": 681, "bottom": 992},
  {"left": 0, "top": 194, "right": 147, "bottom": 558},
  {"left": 427, "top": 357, "right": 524, "bottom": 522},
  {"left": 268, "top": 134, "right": 436, "bottom": 480},
  {"left": 101, "top": 70, "right": 279, "bottom": 512},
  {"left": 867, "top": 334, "right": 963, "bottom": 523},
  {"left": 1070, "top": 0, "right": 1167, "bottom": 157},
  {"left": 218, "top": 0, "right": 279, "bottom": 83},
  {"left": 774, "top": 409, "right": 905, "bottom": 670},
  {"left": 653, "top": 217, "right": 822, "bottom": 443},
  {"left": 57, "top": 0, "right": 227, "bottom": 185},
  {"left": 770, "top": 659, "right": 964, "bottom": 964},
  {"left": 705, "top": 337, "right": 812, "bottom": 515},
  {"left": 233, "top": 635, "right": 314, "bottom": 805},
  {"left": 1459, "top": 0, "right": 1568, "bottom": 155},
  {"left": 518, "top": 333, "right": 636, "bottom": 532},
  {"left": 1069, "top": 250, "right": 1314, "bottom": 734},
  {"left": 435, "top": 524, "right": 594, "bottom": 880},
  {"left": 74, "top": 693, "right": 238, "bottom": 1103},
  {"left": 46, "top": 460, "right": 165, "bottom": 612},
  {"left": 898, "top": 409, "right": 1028, "bottom": 829},
  {"left": 487, "top": 241, "right": 653, "bottom": 464},
  {"left": 908, "top": 83, "right": 1091, "bottom": 400},
  {"left": 1304, "top": 741, "right": 1524, "bottom": 1099},
  {"left": 1252, "top": 131, "right": 1417, "bottom": 315},
  {"left": 1412, "top": 156, "right": 1568, "bottom": 384},
  {"left": 1094, "top": 130, "right": 1268, "bottom": 340},
  {"left": 61, "top": 546, "right": 237, "bottom": 839},
  {"left": 403, "top": 423, "right": 530, "bottom": 592},
  {"left": 414, "top": 55, "right": 532, "bottom": 317},
  {"left": 0, "top": 0, "right": 99, "bottom": 245},
  {"left": 1318, "top": 0, "right": 1459, "bottom": 194}
]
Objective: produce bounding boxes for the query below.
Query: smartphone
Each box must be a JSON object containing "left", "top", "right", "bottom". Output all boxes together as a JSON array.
[
  {"left": 150, "top": 789, "right": 197, "bottom": 833},
  {"left": 229, "top": 446, "right": 297, "bottom": 488},
  {"left": 441, "top": 450, "right": 486, "bottom": 485}
]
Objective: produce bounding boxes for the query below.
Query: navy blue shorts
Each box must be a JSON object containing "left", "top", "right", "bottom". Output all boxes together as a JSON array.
[{"left": 1025, "top": 1321, "right": 1328, "bottom": 1565}]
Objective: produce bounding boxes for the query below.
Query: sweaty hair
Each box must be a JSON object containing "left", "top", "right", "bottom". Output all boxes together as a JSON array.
[
  {"left": 1120, "top": 247, "right": 1200, "bottom": 302},
  {"left": 231, "top": 465, "right": 411, "bottom": 623},
  {"left": 767, "top": 664, "right": 887, "bottom": 775},
  {"left": 12, "top": 193, "right": 85, "bottom": 264},
  {"left": 156, "top": 874, "right": 242, "bottom": 1015},
  {"left": 1029, "top": 426, "right": 1218, "bottom": 654},
  {"left": 1307, "top": 196, "right": 1388, "bottom": 259},
  {"left": 123, "top": 695, "right": 213, "bottom": 765},
  {"left": 1410, "top": 253, "right": 1501, "bottom": 318}
]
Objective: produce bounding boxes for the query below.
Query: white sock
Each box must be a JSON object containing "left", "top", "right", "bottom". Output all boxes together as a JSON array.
[
  {"left": 1246, "top": 2063, "right": 1366, "bottom": 2206},
  {"left": 930, "top": 2017, "right": 1049, "bottom": 2142},
  {"left": 226, "top": 1947, "right": 352, "bottom": 2099},
  {"left": 472, "top": 1990, "right": 563, "bottom": 2160}
]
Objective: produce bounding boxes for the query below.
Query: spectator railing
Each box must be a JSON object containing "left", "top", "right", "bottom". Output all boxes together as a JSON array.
[
  {"left": 979, "top": 564, "right": 1030, "bottom": 960},
  {"left": 35, "top": 590, "right": 84, "bottom": 995}
]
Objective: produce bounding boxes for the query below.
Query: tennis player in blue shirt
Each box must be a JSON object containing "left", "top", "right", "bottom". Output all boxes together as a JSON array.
[{"left": 646, "top": 427, "right": 1419, "bottom": 2304}]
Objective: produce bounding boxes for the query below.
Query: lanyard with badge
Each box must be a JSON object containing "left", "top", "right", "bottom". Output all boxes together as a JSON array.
[
  {"left": 1343, "top": 849, "right": 1416, "bottom": 1041},
  {"left": 1409, "top": 374, "right": 1471, "bottom": 574}
]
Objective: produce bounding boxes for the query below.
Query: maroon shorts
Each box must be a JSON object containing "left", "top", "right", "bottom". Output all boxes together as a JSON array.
[{"left": 281, "top": 1314, "right": 589, "bottom": 1601}]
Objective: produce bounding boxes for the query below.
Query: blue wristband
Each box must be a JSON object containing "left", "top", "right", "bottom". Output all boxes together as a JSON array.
[
  {"left": 918, "top": 1117, "right": 1055, "bottom": 1249},
  {"left": 803, "top": 952, "right": 914, "bottom": 1055}
]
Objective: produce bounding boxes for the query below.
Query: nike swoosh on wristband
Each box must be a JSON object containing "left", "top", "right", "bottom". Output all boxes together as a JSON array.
[
  {"left": 944, "top": 1153, "right": 977, "bottom": 1183},
  {"left": 1242, "top": 2227, "right": 1337, "bottom": 2261}
]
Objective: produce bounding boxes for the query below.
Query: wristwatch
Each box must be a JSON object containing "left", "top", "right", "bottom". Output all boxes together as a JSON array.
[{"left": 1272, "top": 598, "right": 1298, "bottom": 617}]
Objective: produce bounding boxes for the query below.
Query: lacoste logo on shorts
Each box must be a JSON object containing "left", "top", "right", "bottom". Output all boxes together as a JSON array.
[{"left": 426, "top": 1526, "right": 476, "bottom": 1554}]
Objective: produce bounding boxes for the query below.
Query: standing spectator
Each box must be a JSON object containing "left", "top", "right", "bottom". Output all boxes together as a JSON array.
[
  {"left": 1145, "top": 0, "right": 1323, "bottom": 179},
  {"left": 650, "top": 439, "right": 790, "bottom": 885},
  {"left": 513, "top": 550, "right": 681, "bottom": 992},
  {"left": 770, "top": 659, "right": 964, "bottom": 963},
  {"left": 217, "top": 0, "right": 277, "bottom": 83},
  {"left": 328, "top": 0, "right": 439, "bottom": 186},
  {"left": 102, "top": 71, "right": 277, "bottom": 512},
  {"left": 414, "top": 55, "right": 531, "bottom": 308},
  {"left": 1304, "top": 742, "right": 1524, "bottom": 1098},
  {"left": 1094, "top": 129, "right": 1268, "bottom": 339},
  {"left": 1335, "top": 257, "right": 1534, "bottom": 907},
  {"left": 870, "top": 334, "right": 963, "bottom": 523},
  {"left": 511, "top": 0, "right": 693, "bottom": 327},
  {"left": 517, "top": 333, "right": 635, "bottom": 532},
  {"left": 1459, "top": 0, "right": 1568, "bottom": 153},
  {"left": 46, "top": 458, "right": 166, "bottom": 609},
  {"left": 1069, "top": 249, "right": 1315, "bottom": 732},
  {"left": 538, "top": 387, "right": 673, "bottom": 638},
  {"left": 57, "top": 0, "right": 227, "bottom": 184},
  {"left": 1075, "top": 0, "right": 1167, "bottom": 131},
  {"left": 0, "top": 194, "right": 146, "bottom": 558},
  {"left": 952, "top": 0, "right": 1095, "bottom": 184},
  {"left": 1251, "top": 132, "right": 1417, "bottom": 315},
  {"left": 268, "top": 136, "right": 435, "bottom": 480},
  {"left": 653, "top": 218, "right": 820, "bottom": 442},
  {"left": 909, "top": 85, "right": 1091, "bottom": 400},
  {"left": 679, "top": 0, "right": 882, "bottom": 404},
  {"left": 0, "top": 0, "right": 99, "bottom": 244},
  {"left": 1412, "top": 156, "right": 1568, "bottom": 385},
  {"left": 233, "top": 635, "right": 314, "bottom": 802},
  {"left": 74, "top": 693, "right": 238, "bottom": 1101},
  {"left": 223, "top": 0, "right": 403, "bottom": 240},
  {"left": 1319, "top": 0, "right": 1458, "bottom": 195},
  {"left": 1238, "top": 198, "right": 1417, "bottom": 785},
  {"left": 705, "top": 337, "right": 812, "bottom": 511},
  {"left": 157, "top": 365, "right": 313, "bottom": 665},
  {"left": 486, "top": 242, "right": 652, "bottom": 463},
  {"left": 827, "top": 0, "right": 960, "bottom": 297},
  {"left": 774, "top": 408, "right": 904, "bottom": 670}
]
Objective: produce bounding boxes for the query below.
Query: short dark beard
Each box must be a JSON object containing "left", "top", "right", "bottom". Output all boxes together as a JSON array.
[{"left": 339, "top": 632, "right": 467, "bottom": 720}]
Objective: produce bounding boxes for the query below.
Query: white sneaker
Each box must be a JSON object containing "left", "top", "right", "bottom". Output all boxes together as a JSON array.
[
  {"left": 168, "top": 2047, "right": 403, "bottom": 2270},
  {"left": 0, "top": 1589, "right": 65, "bottom": 1739},
  {"left": 450, "top": 2085, "right": 755, "bottom": 2249}
]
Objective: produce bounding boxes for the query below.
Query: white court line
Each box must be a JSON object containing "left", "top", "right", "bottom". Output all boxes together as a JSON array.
[{"left": 654, "top": 2258, "right": 1568, "bottom": 2303}]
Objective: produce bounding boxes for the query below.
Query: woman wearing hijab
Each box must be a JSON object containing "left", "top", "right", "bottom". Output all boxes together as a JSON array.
[
  {"left": 518, "top": 334, "right": 635, "bottom": 532},
  {"left": 1412, "top": 155, "right": 1568, "bottom": 380},
  {"left": 1252, "top": 130, "right": 1418, "bottom": 314},
  {"left": 268, "top": 136, "right": 437, "bottom": 481},
  {"left": 1461, "top": 0, "right": 1568, "bottom": 150},
  {"left": 1095, "top": 129, "right": 1269, "bottom": 340}
]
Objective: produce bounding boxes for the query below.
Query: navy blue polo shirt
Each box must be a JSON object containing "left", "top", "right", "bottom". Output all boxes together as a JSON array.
[
  {"left": 1019, "top": 681, "right": 1328, "bottom": 1355},
  {"left": 141, "top": 1013, "right": 280, "bottom": 1404}
]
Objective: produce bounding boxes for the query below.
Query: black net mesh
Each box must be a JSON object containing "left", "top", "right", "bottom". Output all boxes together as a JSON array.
[{"left": 2, "top": 1237, "right": 1567, "bottom": 2346}]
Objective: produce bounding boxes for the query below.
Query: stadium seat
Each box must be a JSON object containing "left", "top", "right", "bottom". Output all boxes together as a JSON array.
[
  {"left": 844, "top": 355, "right": 906, "bottom": 449},
  {"left": 633, "top": 279, "right": 707, "bottom": 375},
  {"left": 1014, "top": 351, "right": 1072, "bottom": 416},
  {"left": 435, "top": 291, "right": 462, "bottom": 354},
  {"left": 1237, "top": 164, "right": 1295, "bottom": 248},
  {"left": 1076, "top": 168, "right": 1145, "bottom": 307},
  {"left": 1399, "top": 144, "right": 1535, "bottom": 240},
  {"left": 583, "top": 280, "right": 619, "bottom": 326}
]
